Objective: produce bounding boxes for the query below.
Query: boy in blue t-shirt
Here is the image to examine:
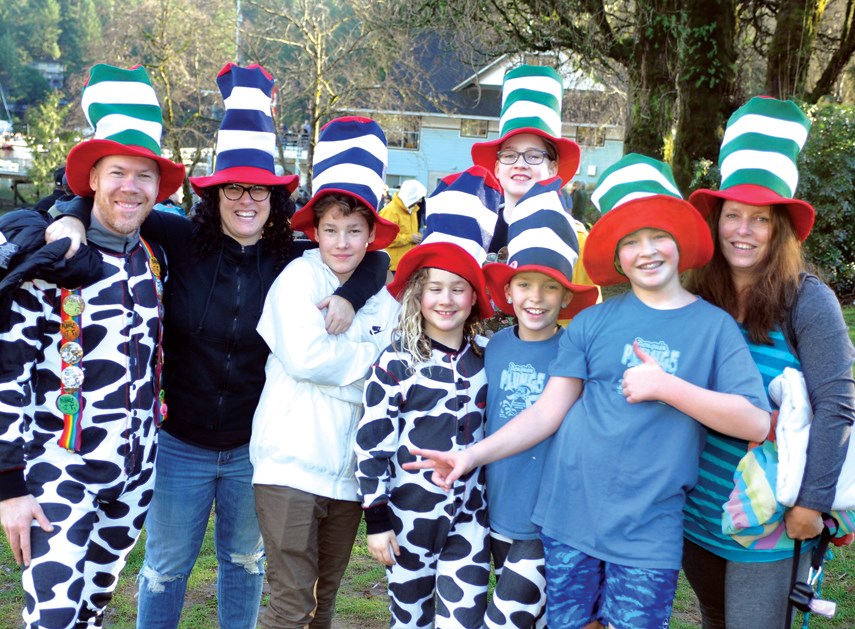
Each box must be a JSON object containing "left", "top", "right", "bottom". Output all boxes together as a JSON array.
[
  {"left": 482, "top": 178, "right": 598, "bottom": 628},
  {"left": 405, "top": 154, "right": 771, "bottom": 629}
]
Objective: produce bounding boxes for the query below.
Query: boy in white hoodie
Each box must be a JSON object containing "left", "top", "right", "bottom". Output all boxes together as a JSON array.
[{"left": 250, "top": 117, "right": 401, "bottom": 629}]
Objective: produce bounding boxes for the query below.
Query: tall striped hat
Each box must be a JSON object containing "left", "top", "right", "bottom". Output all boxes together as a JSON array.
[
  {"left": 290, "top": 116, "right": 398, "bottom": 250},
  {"left": 484, "top": 177, "right": 599, "bottom": 318},
  {"left": 689, "top": 96, "right": 815, "bottom": 240},
  {"left": 386, "top": 166, "right": 501, "bottom": 318},
  {"left": 584, "top": 153, "right": 712, "bottom": 286},
  {"left": 191, "top": 63, "right": 298, "bottom": 195},
  {"left": 65, "top": 64, "right": 185, "bottom": 202},
  {"left": 471, "top": 64, "right": 581, "bottom": 185}
]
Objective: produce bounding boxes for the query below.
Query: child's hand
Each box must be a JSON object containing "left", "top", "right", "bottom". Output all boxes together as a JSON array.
[
  {"left": 316, "top": 294, "right": 355, "bottom": 335},
  {"left": 622, "top": 341, "right": 667, "bottom": 403},
  {"left": 367, "top": 531, "right": 400, "bottom": 566},
  {"left": 402, "top": 448, "right": 473, "bottom": 491}
]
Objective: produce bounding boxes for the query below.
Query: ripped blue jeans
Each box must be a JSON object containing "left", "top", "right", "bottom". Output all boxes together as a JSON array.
[{"left": 137, "top": 430, "right": 264, "bottom": 629}]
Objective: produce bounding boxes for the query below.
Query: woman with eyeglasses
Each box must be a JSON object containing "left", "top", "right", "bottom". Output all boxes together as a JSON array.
[{"left": 48, "top": 64, "right": 387, "bottom": 629}]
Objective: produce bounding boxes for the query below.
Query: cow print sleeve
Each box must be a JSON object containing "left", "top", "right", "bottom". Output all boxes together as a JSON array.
[
  {"left": 355, "top": 348, "right": 407, "bottom": 509},
  {"left": 0, "top": 282, "right": 52, "bottom": 485}
]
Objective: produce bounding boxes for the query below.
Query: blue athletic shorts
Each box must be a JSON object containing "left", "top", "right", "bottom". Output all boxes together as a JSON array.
[{"left": 542, "top": 534, "right": 678, "bottom": 629}]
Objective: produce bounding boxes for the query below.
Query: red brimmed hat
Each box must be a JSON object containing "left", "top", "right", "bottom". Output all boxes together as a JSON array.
[
  {"left": 688, "top": 96, "right": 814, "bottom": 241},
  {"left": 65, "top": 64, "right": 185, "bottom": 202},
  {"left": 386, "top": 166, "right": 502, "bottom": 318},
  {"left": 471, "top": 65, "right": 580, "bottom": 185},
  {"left": 484, "top": 177, "right": 598, "bottom": 319},
  {"left": 290, "top": 116, "right": 398, "bottom": 251},
  {"left": 584, "top": 154, "right": 712, "bottom": 286},
  {"left": 190, "top": 63, "right": 298, "bottom": 195}
]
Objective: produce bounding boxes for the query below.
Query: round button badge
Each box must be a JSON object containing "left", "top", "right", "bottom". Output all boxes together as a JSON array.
[
  {"left": 62, "top": 294, "right": 85, "bottom": 317},
  {"left": 59, "top": 342, "right": 84, "bottom": 365},
  {"left": 56, "top": 393, "right": 80, "bottom": 415},
  {"left": 60, "top": 365, "right": 85, "bottom": 390}
]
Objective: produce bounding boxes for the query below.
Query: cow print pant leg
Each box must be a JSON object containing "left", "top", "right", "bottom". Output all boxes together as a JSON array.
[
  {"left": 19, "top": 453, "right": 154, "bottom": 628},
  {"left": 386, "top": 498, "right": 490, "bottom": 628},
  {"left": 485, "top": 538, "right": 547, "bottom": 629}
]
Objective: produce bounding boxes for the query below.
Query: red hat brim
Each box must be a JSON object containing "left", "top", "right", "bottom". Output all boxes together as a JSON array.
[
  {"left": 290, "top": 188, "right": 399, "bottom": 251},
  {"left": 66, "top": 139, "right": 186, "bottom": 203},
  {"left": 689, "top": 184, "right": 815, "bottom": 242},
  {"left": 190, "top": 167, "right": 299, "bottom": 197},
  {"left": 471, "top": 128, "right": 581, "bottom": 186},
  {"left": 582, "top": 195, "right": 713, "bottom": 286},
  {"left": 386, "top": 242, "right": 493, "bottom": 319},
  {"left": 483, "top": 262, "right": 599, "bottom": 320}
]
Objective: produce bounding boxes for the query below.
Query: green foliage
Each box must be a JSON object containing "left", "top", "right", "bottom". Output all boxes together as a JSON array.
[
  {"left": 24, "top": 91, "right": 76, "bottom": 199},
  {"left": 798, "top": 102, "right": 855, "bottom": 298},
  {"left": 688, "top": 157, "right": 720, "bottom": 192}
]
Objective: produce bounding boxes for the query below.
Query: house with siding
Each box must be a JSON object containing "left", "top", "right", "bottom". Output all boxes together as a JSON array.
[{"left": 347, "top": 47, "right": 626, "bottom": 197}]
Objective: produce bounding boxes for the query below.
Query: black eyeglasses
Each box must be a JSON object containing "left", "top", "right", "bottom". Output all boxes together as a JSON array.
[
  {"left": 496, "top": 149, "right": 552, "bottom": 166},
  {"left": 221, "top": 183, "right": 271, "bottom": 202}
]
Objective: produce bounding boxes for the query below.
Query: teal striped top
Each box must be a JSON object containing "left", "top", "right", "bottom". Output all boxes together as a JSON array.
[{"left": 683, "top": 325, "right": 813, "bottom": 562}]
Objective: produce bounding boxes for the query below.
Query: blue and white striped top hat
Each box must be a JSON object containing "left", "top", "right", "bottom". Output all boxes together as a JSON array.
[
  {"left": 484, "top": 177, "right": 599, "bottom": 318},
  {"left": 190, "top": 63, "right": 298, "bottom": 195},
  {"left": 386, "top": 166, "right": 502, "bottom": 319},
  {"left": 290, "top": 116, "right": 398, "bottom": 250}
]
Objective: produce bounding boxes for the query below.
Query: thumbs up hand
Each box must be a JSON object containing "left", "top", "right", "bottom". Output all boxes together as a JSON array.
[{"left": 622, "top": 341, "right": 667, "bottom": 404}]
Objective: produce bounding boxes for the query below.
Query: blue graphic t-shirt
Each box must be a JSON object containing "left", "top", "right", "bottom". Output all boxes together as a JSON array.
[
  {"left": 532, "top": 291, "right": 769, "bottom": 570},
  {"left": 485, "top": 326, "right": 564, "bottom": 539}
]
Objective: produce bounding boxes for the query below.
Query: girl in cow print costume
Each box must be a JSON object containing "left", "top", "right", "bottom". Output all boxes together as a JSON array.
[{"left": 355, "top": 167, "right": 501, "bottom": 629}]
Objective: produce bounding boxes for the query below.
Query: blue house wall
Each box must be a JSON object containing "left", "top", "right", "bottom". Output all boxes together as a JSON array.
[{"left": 387, "top": 124, "right": 624, "bottom": 193}]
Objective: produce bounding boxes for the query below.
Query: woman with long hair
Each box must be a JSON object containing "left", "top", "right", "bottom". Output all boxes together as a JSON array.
[{"left": 682, "top": 96, "right": 855, "bottom": 628}]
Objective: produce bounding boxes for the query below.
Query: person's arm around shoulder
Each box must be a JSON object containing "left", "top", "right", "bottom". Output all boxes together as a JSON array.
[
  {"left": 321, "top": 250, "right": 390, "bottom": 335},
  {"left": 405, "top": 375, "right": 582, "bottom": 490},
  {"left": 621, "top": 341, "right": 770, "bottom": 441}
]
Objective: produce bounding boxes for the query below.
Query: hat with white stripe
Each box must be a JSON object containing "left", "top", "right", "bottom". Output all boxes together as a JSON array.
[
  {"left": 66, "top": 64, "right": 185, "bottom": 202},
  {"left": 471, "top": 64, "right": 581, "bottom": 185},
  {"left": 584, "top": 153, "right": 712, "bottom": 286},
  {"left": 484, "top": 177, "right": 599, "bottom": 318},
  {"left": 290, "top": 116, "right": 398, "bottom": 250},
  {"left": 386, "top": 166, "right": 501, "bottom": 318},
  {"left": 689, "top": 96, "right": 814, "bottom": 240},
  {"left": 190, "top": 63, "right": 298, "bottom": 195}
]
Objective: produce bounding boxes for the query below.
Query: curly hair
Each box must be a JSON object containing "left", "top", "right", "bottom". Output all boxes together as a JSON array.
[
  {"left": 191, "top": 185, "right": 295, "bottom": 273},
  {"left": 392, "top": 267, "right": 484, "bottom": 366},
  {"left": 685, "top": 203, "right": 809, "bottom": 345}
]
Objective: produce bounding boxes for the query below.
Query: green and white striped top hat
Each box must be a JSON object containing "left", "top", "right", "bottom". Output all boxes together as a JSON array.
[
  {"left": 66, "top": 64, "right": 185, "bottom": 202},
  {"left": 471, "top": 64, "right": 581, "bottom": 185},
  {"left": 584, "top": 153, "right": 712, "bottom": 286},
  {"left": 689, "top": 96, "right": 815, "bottom": 240}
]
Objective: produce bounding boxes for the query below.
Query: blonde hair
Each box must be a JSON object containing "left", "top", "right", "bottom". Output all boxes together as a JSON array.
[{"left": 392, "top": 267, "right": 484, "bottom": 366}]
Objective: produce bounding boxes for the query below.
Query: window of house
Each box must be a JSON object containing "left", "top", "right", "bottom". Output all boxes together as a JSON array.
[
  {"left": 460, "top": 119, "right": 489, "bottom": 138},
  {"left": 377, "top": 115, "right": 421, "bottom": 150},
  {"left": 386, "top": 174, "right": 405, "bottom": 190},
  {"left": 576, "top": 127, "right": 606, "bottom": 147}
]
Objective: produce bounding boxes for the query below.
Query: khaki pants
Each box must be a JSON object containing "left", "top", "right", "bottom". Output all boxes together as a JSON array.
[{"left": 255, "top": 484, "right": 362, "bottom": 629}]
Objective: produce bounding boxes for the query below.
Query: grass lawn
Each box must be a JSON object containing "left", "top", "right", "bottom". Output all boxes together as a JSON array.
[{"left": 2, "top": 306, "right": 854, "bottom": 627}]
